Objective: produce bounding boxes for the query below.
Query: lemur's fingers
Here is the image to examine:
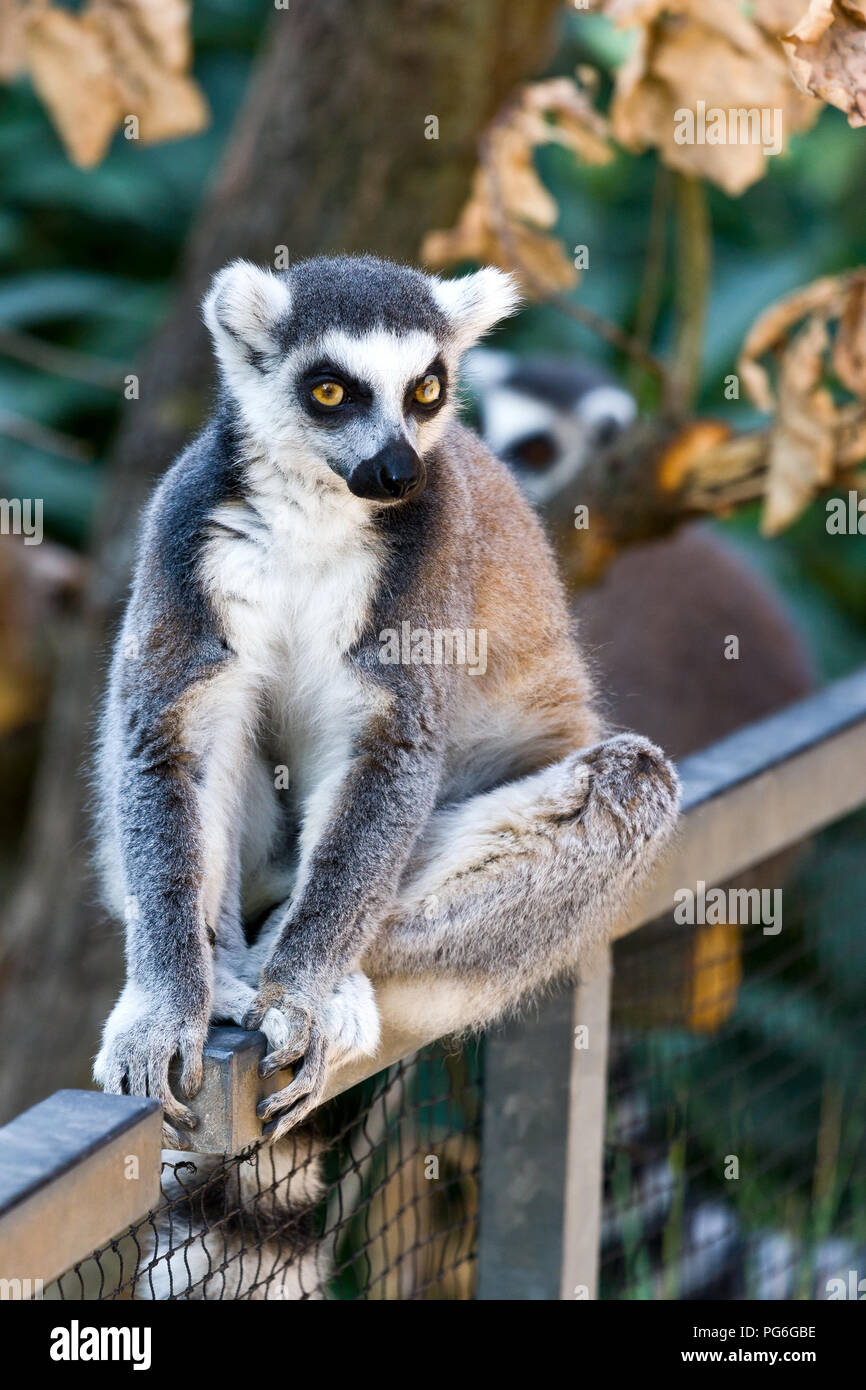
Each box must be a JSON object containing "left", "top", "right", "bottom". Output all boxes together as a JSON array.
[
  {"left": 242, "top": 987, "right": 311, "bottom": 1077},
  {"left": 262, "top": 1093, "right": 323, "bottom": 1143},
  {"left": 159, "top": 1089, "right": 199, "bottom": 1133},
  {"left": 257, "top": 1027, "right": 327, "bottom": 1131},
  {"left": 258, "top": 1027, "right": 308, "bottom": 1080},
  {"left": 95, "top": 1024, "right": 201, "bottom": 1135},
  {"left": 161, "top": 1118, "right": 186, "bottom": 1150},
  {"left": 178, "top": 1025, "right": 204, "bottom": 1100},
  {"left": 148, "top": 1049, "right": 199, "bottom": 1131},
  {"left": 119, "top": 1052, "right": 198, "bottom": 1133},
  {"left": 211, "top": 969, "right": 292, "bottom": 1055},
  {"left": 241, "top": 985, "right": 307, "bottom": 1036}
]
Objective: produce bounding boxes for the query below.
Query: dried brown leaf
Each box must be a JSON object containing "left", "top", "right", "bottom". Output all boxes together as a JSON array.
[
  {"left": 521, "top": 76, "right": 614, "bottom": 165},
  {"left": 752, "top": 0, "right": 813, "bottom": 36},
  {"left": 489, "top": 125, "right": 559, "bottom": 227},
  {"left": 21, "top": 0, "right": 206, "bottom": 167},
  {"left": 738, "top": 271, "right": 866, "bottom": 532},
  {"left": 89, "top": 0, "right": 208, "bottom": 145},
  {"left": 420, "top": 172, "right": 577, "bottom": 297},
  {"left": 0, "top": 0, "right": 26, "bottom": 80},
  {"left": 789, "top": 0, "right": 836, "bottom": 41},
  {"left": 118, "top": 0, "right": 192, "bottom": 72},
  {"left": 836, "top": 406, "right": 866, "bottom": 462},
  {"left": 23, "top": 7, "right": 123, "bottom": 168},
  {"left": 738, "top": 273, "right": 843, "bottom": 406},
  {"left": 423, "top": 77, "right": 611, "bottom": 297},
  {"left": 608, "top": 0, "right": 820, "bottom": 194},
  {"left": 784, "top": 0, "right": 866, "bottom": 125},
  {"left": 833, "top": 272, "right": 866, "bottom": 392},
  {"left": 503, "top": 222, "right": 581, "bottom": 294},
  {"left": 764, "top": 316, "right": 837, "bottom": 532}
]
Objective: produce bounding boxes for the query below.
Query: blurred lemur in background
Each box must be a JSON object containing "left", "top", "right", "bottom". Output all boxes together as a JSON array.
[
  {"left": 466, "top": 349, "right": 814, "bottom": 760},
  {"left": 94, "top": 256, "right": 680, "bottom": 1165}
]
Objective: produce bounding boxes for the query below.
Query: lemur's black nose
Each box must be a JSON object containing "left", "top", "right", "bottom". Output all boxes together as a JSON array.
[{"left": 349, "top": 441, "right": 426, "bottom": 502}]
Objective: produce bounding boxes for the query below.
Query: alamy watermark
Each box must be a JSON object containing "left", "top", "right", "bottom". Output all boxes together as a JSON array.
[
  {"left": 0, "top": 497, "right": 42, "bottom": 545},
  {"left": 379, "top": 621, "right": 487, "bottom": 676},
  {"left": 826, "top": 1270, "right": 866, "bottom": 1299},
  {"left": 826, "top": 491, "right": 866, "bottom": 535},
  {"left": 50, "top": 1321, "right": 151, "bottom": 1369},
  {"left": 0, "top": 1277, "right": 43, "bottom": 1299},
  {"left": 674, "top": 101, "right": 783, "bottom": 158},
  {"left": 674, "top": 880, "right": 782, "bottom": 935}
]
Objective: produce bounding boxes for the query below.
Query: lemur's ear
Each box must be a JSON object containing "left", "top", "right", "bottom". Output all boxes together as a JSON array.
[
  {"left": 431, "top": 268, "right": 522, "bottom": 352},
  {"left": 203, "top": 260, "right": 292, "bottom": 373}
]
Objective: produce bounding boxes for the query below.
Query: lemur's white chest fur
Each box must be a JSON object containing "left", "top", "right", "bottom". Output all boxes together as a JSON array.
[
  {"left": 199, "top": 454, "right": 383, "bottom": 812},
  {"left": 187, "top": 457, "right": 387, "bottom": 929}
]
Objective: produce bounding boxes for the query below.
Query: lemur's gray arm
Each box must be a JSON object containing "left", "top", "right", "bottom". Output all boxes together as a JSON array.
[
  {"left": 94, "top": 442, "right": 245, "bottom": 1139},
  {"left": 244, "top": 674, "right": 446, "bottom": 1139},
  {"left": 257, "top": 709, "right": 443, "bottom": 1002},
  {"left": 117, "top": 720, "right": 212, "bottom": 1006},
  {"left": 94, "top": 665, "right": 217, "bottom": 1137}
]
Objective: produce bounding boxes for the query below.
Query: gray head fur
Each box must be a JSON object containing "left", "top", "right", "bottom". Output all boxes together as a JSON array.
[{"left": 203, "top": 255, "right": 521, "bottom": 501}]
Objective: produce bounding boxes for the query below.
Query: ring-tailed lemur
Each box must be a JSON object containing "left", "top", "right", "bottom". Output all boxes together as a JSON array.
[
  {"left": 94, "top": 256, "right": 679, "bottom": 1163},
  {"left": 464, "top": 348, "right": 637, "bottom": 507}
]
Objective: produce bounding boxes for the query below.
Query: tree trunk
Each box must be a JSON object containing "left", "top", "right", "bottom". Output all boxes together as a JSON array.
[{"left": 0, "top": 0, "right": 564, "bottom": 1120}]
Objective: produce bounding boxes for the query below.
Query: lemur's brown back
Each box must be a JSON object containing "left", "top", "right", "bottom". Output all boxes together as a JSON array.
[{"left": 429, "top": 424, "right": 601, "bottom": 796}]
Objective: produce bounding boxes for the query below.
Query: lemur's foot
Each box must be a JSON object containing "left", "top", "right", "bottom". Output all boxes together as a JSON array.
[
  {"left": 94, "top": 983, "right": 207, "bottom": 1149},
  {"left": 579, "top": 732, "right": 680, "bottom": 848},
  {"left": 323, "top": 972, "right": 381, "bottom": 1064}
]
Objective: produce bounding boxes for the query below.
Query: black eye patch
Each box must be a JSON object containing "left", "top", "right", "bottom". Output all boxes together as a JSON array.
[
  {"left": 298, "top": 361, "right": 373, "bottom": 420},
  {"left": 506, "top": 432, "right": 558, "bottom": 471},
  {"left": 406, "top": 357, "right": 448, "bottom": 415}
]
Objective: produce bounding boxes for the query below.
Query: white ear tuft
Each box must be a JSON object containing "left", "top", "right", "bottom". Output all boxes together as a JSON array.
[
  {"left": 202, "top": 260, "right": 292, "bottom": 373},
  {"left": 431, "top": 268, "right": 522, "bottom": 352}
]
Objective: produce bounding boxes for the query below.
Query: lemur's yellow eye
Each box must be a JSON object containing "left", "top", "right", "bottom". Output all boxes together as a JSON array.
[
  {"left": 414, "top": 374, "right": 442, "bottom": 406},
  {"left": 312, "top": 381, "right": 345, "bottom": 407}
]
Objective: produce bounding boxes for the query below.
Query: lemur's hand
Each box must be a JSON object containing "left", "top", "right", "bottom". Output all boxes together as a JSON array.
[
  {"left": 244, "top": 985, "right": 328, "bottom": 1140},
  {"left": 94, "top": 982, "right": 208, "bottom": 1148},
  {"left": 243, "top": 972, "right": 381, "bottom": 1139}
]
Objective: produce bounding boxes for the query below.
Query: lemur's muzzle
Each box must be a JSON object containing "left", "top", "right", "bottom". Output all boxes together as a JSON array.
[{"left": 348, "top": 441, "right": 426, "bottom": 502}]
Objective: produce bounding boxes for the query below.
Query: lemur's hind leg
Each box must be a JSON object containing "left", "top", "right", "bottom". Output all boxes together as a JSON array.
[{"left": 364, "top": 734, "right": 679, "bottom": 1039}]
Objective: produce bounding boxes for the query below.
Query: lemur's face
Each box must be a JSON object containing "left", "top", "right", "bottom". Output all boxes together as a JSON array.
[
  {"left": 204, "top": 255, "right": 520, "bottom": 504},
  {"left": 465, "top": 349, "right": 637, "bottom": 506}
]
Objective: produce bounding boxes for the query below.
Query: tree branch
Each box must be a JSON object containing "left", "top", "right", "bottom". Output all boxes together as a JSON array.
[{"left": 666, "top": 173, "right": 711, "bottom": 415}]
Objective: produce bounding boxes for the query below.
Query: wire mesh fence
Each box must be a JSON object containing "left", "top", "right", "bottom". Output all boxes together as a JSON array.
[
  {"left": 603, "top": 807, "right": 866, "bottom": 1300},
  {"left": 46, "top": 1042, "right": 482, "bottom": 1302}
]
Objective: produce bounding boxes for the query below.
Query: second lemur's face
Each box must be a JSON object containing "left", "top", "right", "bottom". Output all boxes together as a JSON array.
[{"left": 204, "top": 255, "right": 520, "bottom": 504}]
